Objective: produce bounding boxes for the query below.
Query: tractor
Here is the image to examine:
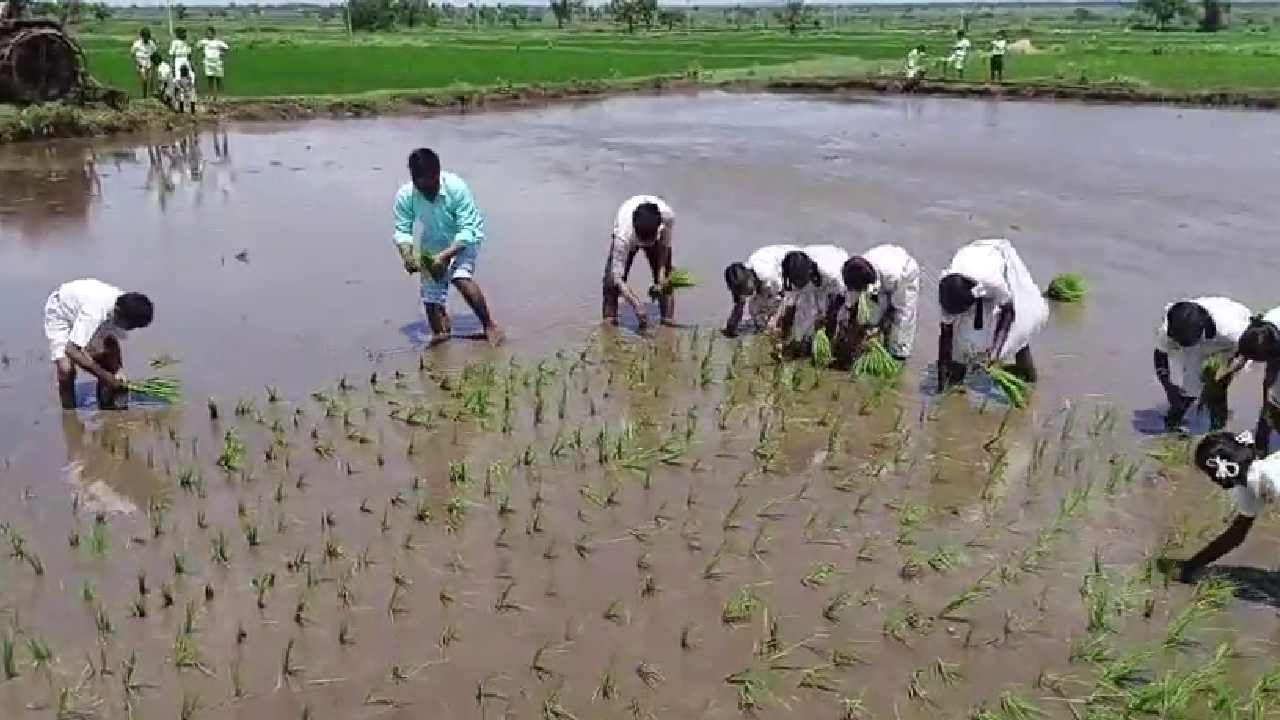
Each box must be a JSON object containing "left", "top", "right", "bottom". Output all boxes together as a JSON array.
[{"left": 0, "top": 0, "right": 125, "bottom": 107}]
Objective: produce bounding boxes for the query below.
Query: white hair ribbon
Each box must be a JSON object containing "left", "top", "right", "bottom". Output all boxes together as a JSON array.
[
  {"left": 1206, "top": 455, "right": 1240, "bottom": 480},
  {"left": 1236, "top": 430, "right": 1255, "bottom": 446},
  {"left": 970, "top": 282, "right": 989, "bottom": 299}
]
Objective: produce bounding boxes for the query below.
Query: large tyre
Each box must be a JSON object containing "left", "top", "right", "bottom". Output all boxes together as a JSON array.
[{"left": 0, "top": 24, "right": 84, "bottom": 103}]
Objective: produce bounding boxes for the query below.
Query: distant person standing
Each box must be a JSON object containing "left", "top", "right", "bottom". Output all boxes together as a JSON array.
[
  {"left": 602, "top": 195, "right": 677, "bottom": 329},
  {"left": 174, "top": 65, "right": 197, "bottom": 114},
  {"left": 947, "top": 29, "right": 971, "bottom": 79},
  {"left": 393, "top": 148, "right": 504, "bottom": 346},
  {"left": 989, "top": 30, "right": 1009, "bottom": 83},
  {"left": 169, "top": 27, "right": 193, "bottom": 80},
  {"left": 130, "top": 28, "right": 157, "bottom": 97},
  {"left": 152, "top": 51, "right": 175, "bottom": 109},
  {"left": 904, "top": 44, "right": 926, "bottom": 89},
  {"left": 198, "top": 26, "right": 230, "bottom": 99}
]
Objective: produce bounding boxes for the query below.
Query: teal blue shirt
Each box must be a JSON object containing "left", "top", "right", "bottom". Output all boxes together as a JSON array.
[{"left": 392, "top": 171, "right": 485, "bottom": 253}]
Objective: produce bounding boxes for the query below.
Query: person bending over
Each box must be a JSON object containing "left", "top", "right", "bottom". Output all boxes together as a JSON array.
[{"left": 44, "top": 279, "right": 153, "bottom": 410}]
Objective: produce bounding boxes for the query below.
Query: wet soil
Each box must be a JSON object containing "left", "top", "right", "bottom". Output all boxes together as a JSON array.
[{"left": 1, "top": 93, "right": 1279, "bottom": 719}]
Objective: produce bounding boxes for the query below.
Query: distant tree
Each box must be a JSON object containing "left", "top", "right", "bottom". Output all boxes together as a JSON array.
[
  {"left": 91, "top": 1, "right": 110, "bottom": 21},
  {"left": 318, "top": 6, "right": 336, "bottom": 22},
  {"left": 550, "top": 0, "right": 583, "bottom": 29},
  {"left": 658, "top": 8, "right": 683, "bottom": 30},
  {"left": 56, "top": 0, "right": 82, "bottom": 24},
  {"left": 396, "top": 0, "right": 424, "bottom": 27},
  {"left": 174, "top": 3, "right": 187, "bottom": 20},
  {"left": 776, "top": 0, "right": 810, "bottom": 35},
  {"left": 1073, "top": 7, "right": 1095, "bottom": 22},
  {"left": 1200, "top": 0, "right": 1223, "bottom": 30},
  {"left": 1137, "top": 0, "right": 1189, "bottom": 28},
  {"left": 609, "top": 0, "right": 638, "bottom": 32},
  {"left": 499, "top": 4, "right": 524, "bottom": 28},
  {"left": 349, "top": 0, "right": 395, "bottom": 30}
]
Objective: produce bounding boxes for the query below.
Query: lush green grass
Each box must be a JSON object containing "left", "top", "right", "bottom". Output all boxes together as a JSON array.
[{"left": 64, "top": 12, "right": 1280, "bottom": 99}]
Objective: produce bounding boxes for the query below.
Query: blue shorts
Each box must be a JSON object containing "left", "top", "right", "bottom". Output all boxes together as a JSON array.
[{"left": 420, "top": 245, "right": 479, "bottom": 306}]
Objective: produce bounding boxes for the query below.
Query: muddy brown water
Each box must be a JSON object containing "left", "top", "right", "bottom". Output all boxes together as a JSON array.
[{"left": 2, "top": 92, "right": 1280, "bottom": 719}]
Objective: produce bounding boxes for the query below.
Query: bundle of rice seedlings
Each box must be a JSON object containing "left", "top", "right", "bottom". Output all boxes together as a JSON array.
[
  {"left": 852, "top": 337, "right": 901, "bottom": 379},
  {"left": 127, "top": 376, "right": 182, "bottom": 403},
  {"left": 1043, "top": 273, "right": 1087, "bottom": 303},
  {"left": 811, "top": 328, "right": 834, "bottom": 368},
  {"left": 855, "top": 290, "right": 876, "bottom": 326},
  {"left": 661, "top": 269, "right": 699, "bottom": 293},
  {"left": 418, "top": 251, "right": 442, "bottom": 278},
  {"left": 984, "top": 365, "right": 1030, "bottom": 408}
]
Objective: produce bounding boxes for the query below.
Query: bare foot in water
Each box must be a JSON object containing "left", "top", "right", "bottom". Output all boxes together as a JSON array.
[{"left": 484, "top": 325, "right": 506, "bottom": 346}]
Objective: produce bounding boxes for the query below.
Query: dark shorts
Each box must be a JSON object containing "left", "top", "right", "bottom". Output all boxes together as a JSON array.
[{"left": 991, "top": 55, "right": 1005, "bottom": 73}]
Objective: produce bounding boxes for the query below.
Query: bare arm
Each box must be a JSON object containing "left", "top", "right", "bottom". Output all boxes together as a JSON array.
[
  {"left": 989, "top": 302, "right": 1015, "bottom": 361},
  {"left": 724, "top": 299, "right": 745, "bottom": 338},
  {"left": 937, "top": 323, "right": 954, "bottom": 392},
  {"left": 65, "top": 343, "right": 122, "bottom": 388},
  {"left": 1179, "top": 514, "right": 1254, "bottom": 582}
]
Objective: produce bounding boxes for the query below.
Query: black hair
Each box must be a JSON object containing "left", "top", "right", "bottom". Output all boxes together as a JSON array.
[
  {"left": 938, "top": 273, "right": 978, "bottom": 315},
  {"left": 150, "top": 51, "right": 163, "bottom": 64},
  {"left": 724, "top": 262, "right": 756, "bottom": 299},
  {"left": 176, "top": 27, "right": 187, "bottom": 39},
  {"left": 780, "top": 251, "right": 819, "bottom": 292},
  {"left": 115, "top": 292, "right": 154, "bottom": 330},
  {"left": 1194, "top": 431, "right": 1256, "bottom": 489},
  {"left": 140, "top": 27, "right": 151, "bottom": 38},
  {"left": 632, "top": 202, "right": 662, "bottom": 244},
  {"left": 1166, "top": 301, "right": 1215, "bottom": 348},
  {"left": 207, "top": 26, "right": 217, "bottom": 34},
  {"left": 179, "top": 65, "right": 190, "bottom": 78},
  {"left": 1238, "top": 315, "right": 1280, "bottom": 362},
  {"left": 842, "top": 257, "right": 877, "bottom": 292},
  {"left": 407, "top": 148, "right": 441, "bottom": 179}
]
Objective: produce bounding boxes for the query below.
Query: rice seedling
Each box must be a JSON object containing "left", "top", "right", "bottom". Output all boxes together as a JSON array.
[
  {"left": 811, "top": 328, "right": 834, "bottom": 369},
  {"left": 603, "top": 599, "right": 628, "bottom": 625},
  {"left": 180, "top": 692, "right": 201, "bottom": 720},
  {"left": 838, "top": 694, "right": 869, "bottom": 720},
  {"left": 933, "top": 658, "right": 962, "bottom": 686},
  {"left": 211, "top": 530, "right": 231, "bottom": 564},
  {"left": 906, "top": 668, "right": 933, "bottom": 705},
  {"left": 2, "top": 632, "right": 17, "bottom": 679},
  {"left": 636, "top": 662, "right": 664, "bottom": 689},
  {"left": 722, "top": 586, "right": 761, "bottom": 625},
  {"left": 25, "top": 551, "right": 44, "bottom": 576},
  {"left": 801, "top": 562, "right": 839, "bottom": 588},
  {"left": 985, "top": 365, "right": 1031, "bottom": 408},
  {"left": 1043, "top": 272, "right": 1087, "bottom": 303},
  {"left": 822, "top": 591, "right": 852, "bottom": 624},
  {"left": 126, "top": 375, "right": 182, "bottom": 403},
  {"left": 851, "top": 337, "right": 901, "bottom": 379},
  {"left": 216, "top": 429, "right": 246, "bottom": 471},
  {"left": 93, "top": 605, "right": 113, "bottom": 639},
  {"left": 798, "top": 665, "right": 841, "bottom": 693}
]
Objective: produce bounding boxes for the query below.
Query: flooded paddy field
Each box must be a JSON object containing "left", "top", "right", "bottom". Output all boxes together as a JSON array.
[{"left": 2, "top": 92, "right": 1280, "bottom": 719}]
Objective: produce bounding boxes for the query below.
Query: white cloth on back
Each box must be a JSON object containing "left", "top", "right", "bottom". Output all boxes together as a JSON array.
[
  {"left": 941, "top": 238, "right": 1048, "bottom": 364},
  {"left": 785, "top": 244, "right": 848, "bottom": 345},
  {"left": 744, "top": 244, "right": 799, "bottom": 330},
  {"left": 43, "top": 279, "right": 128, "bottom": 362},
  {"left": 845, "top": 244, "right": 920, "bottom": 358},
  {"left": 1232, "top": 451, "right": 1280, "bottom": 518},
  {"left": 605, "top": 195, "right": 674, "bottom": 287},
  {"left": 1155, "top": 296, "right": 1252, "bottom": 397}
]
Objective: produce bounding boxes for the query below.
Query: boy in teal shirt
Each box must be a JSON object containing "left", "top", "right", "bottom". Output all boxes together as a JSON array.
[{"left": 393, "top": 148, "right": 503, "bottom": 345}]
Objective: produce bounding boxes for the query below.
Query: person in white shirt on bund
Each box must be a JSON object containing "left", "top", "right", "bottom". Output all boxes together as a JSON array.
[
  {"left": 947, "top": 29, "right": 972, "bottom": 79},
  {"left": 1163, "top": 430, "right": 1280, "bottom": 583},
  {"left": 769, "top": 245, "right": 848, "bottom": 355},
  {"left": 198, "top": 26, "right": 230, "bottom": 99},
  {"left": 722, "top": 244, "right": 799, "bottom": 338},
  {"left": 169, "top": 27, "right": 194, "bottom": 82},
  {"left": 43, "top": 279, "right": 154, "bottom": 410},
  {"left": 602, "top": 195, "right": 676, "bottom": 329},
  {"left": 837, "top": 244, "right": 921, "bottom": 364},
  {"left": 1153, "top": 296, "right": 1252, "bottom": 432},
  {"left": 129, "top": 27, "right": 157, "bottom": 97},
  {"left": 989, "top": 30, "right": 1009, "bottom": 83}
]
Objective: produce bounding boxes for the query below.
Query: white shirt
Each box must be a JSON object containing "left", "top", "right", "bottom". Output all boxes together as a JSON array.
[
  {"left": 953, "top": 37, "right": 972, "bottom": 57},
  {"left": 1155, "top": 297, "right": 1251, "bottom": 357},
  {"left": 848, "top": 244, "right": 916, "bottom": 325},
  {"left": 49, "top": 279, "right": 128, "bottom": 352},
  {"left": 941, "top": 238, "right": 1047, "bottom": 363},
  {"left": 198, "top": 38, "right": 228, "bottom": 62},
  {"left": 131, "top": 38, "right": 157, "bottom": 63},
  {"left": 169, "top": 39, "right": 191, "bottom": 59},
  {"left": 606, "top": 195, "right": 675, "bottom": 286},
  {"left": 744, "top": 244, "right": 799, "bottom": 328},
  {"left": 1233, "top": 452, "right": 1280, "bottom": 518},
  {"left": 156, "top": 62, "right": 173, "bottom": 83},
  {"left": 906, "top": 48, "right": 923, "bottom": 71},
  {"left": 784, "top": 244, "right": 848, "bottom": 342},
  {"left": 991, "top": 39, "right": 1008, "bottom": 56}
]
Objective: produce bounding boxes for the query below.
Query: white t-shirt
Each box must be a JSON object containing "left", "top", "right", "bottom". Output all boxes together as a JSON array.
[
  {"left": 991, "top": 39, "right": 1008, "bottom": 56},
  {"left": 169, "top": 39, "right": 191, "bottom": 59},
  {"left": 849, "top": 244, "right": 919, "bottom": 326},
  {"left": 1155, "top": 296, "right": 1252, "bottom": 395},
  {"left": 744, "top": 244, "right": 799, "bottom": 328},
  {"left": 156, "top": 62, "right": 173, "bottom": 83},
  {"left": 953, "top": 37, "right": 972, "bottom": 58},
  {"left": 941, "top": 238, "right": 1047, "bottom": 363},
  {"left": 1233, "top": 452, "right": 1280, "bottom": 518},
  {"left": 198, "top": 38, "right": 228, "bottom": 62},
  {"left": 605, "top": 195, "right": 675, "bottom": 286},
  {"left": 131, "top": 38, "right": 157, "bottom": 65},
  {"left": 784, "top": 244, "right": 849, "bottom": 343},
  {"left": 43, "top": 279, "right": 128, "bottom": 360}
]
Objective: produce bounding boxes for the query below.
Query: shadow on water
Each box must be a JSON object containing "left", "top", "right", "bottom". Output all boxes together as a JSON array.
[{"left": 1203, "top": 565, "right": 1280, "bottom": 608}]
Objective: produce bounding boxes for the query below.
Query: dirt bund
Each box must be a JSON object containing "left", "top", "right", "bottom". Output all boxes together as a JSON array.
[{"left": 2, "top": 72, "right": 1278, "bottom": 144}]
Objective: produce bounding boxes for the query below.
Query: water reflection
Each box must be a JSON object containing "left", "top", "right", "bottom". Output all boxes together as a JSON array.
[
  {"left": 0, "top": 129, "right": 237, "bottom": 242},
  {"left": 60, "top": 412, "right": 171, "bottom": 517}
]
